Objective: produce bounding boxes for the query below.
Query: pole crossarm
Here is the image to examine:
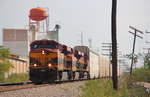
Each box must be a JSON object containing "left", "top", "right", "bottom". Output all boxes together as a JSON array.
[
  {"left": 102, "top": 49, "right": 112, "bottom": 51},
  {"left": 145, "top": 30, "right": 150, "bottom": 33},
  {"left": 102, "top": 43, "right": 112, "bottom": 45},
  {"left": 102, "top": 54, "right": 111, "bottom": 56},
  {"left": 129, "top": 26, "right": 144, "bottom": 34},
  {"left": 101, "top": 42, "right": 112, "bottom": 85},
  {"left": 102, "top": 45, "right": 112, "bottom": 48},
  {"left": 128, "top": 31, "right": 143, "bottom": 39},
  {"left": 145, "top": 41, "right": 150, "bottom": 44},
  {"left": 129, "top": 26, "right": 143, "bottom": 75}
]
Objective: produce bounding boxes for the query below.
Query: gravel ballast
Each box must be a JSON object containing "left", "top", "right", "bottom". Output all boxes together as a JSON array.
[{"left": 0, "top": 81, "right": 85, "bottom": 97}]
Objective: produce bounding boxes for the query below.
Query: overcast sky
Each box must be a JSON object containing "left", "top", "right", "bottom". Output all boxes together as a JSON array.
[{"left": 0, "top": 0, "right": 150, "bottom": 55}]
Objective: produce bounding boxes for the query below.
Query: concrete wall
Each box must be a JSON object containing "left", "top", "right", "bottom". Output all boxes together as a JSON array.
[
  {"left": 3, "top": 29, "right": 29, "bottom": 58},
  {"left": 5, "top": 57, "right": 29, "bottom": 78},
  {"left": 4, "top": 41, "right": 29, "bottom": 57}
]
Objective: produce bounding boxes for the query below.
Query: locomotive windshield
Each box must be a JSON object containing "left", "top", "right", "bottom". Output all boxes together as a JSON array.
[{"left": 31, "top": 44, "right": 58, "bottom": 50}]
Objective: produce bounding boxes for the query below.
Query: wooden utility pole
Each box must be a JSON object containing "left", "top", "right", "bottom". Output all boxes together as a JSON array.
[
  {"left": 81, "top": 32, "right": 83, "bottom": 46},
  {"left": 102, "top": 43, "right": 112, "bottom": 78},
  {"left": 102, "top": 43, "right": 120, "bottom": 78},
  {"left": 88, "top": 38, "right": 92, "bottom": 48},
  {"left": 129, "top": 26, "right": 143, "bottom": 75},
  {"left": 145, "top": 31, "right": 150, "bottom": 54},
  {"left": 111, "top": 0, "right": 118, "bottom": 90}
]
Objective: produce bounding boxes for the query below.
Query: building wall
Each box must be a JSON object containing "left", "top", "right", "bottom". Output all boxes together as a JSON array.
[
  {"left": 5, "top": 57, "right": 29, "bottom": 78},
  {"left": 3, "top": 29, "right": 29, "bottom": 58},
  {"left": 4, "top": 41, "right": 29, "bottom": 57}
]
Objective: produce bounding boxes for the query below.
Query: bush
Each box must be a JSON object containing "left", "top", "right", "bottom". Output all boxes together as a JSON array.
[
  {"left": 128, "top": 68, "right": 150, "bottom": 84},
  {"left": 0, "top": 47, "right": 13, "bottom": 81},
  {"left": 81, "top": 68, "right": 150, "bottom": 97},
  {"left": 81, "top": 79, "right": 130, "bottom": 97},
  {"left": 2, "top": 73, "right": 29, "bottom": 83}
]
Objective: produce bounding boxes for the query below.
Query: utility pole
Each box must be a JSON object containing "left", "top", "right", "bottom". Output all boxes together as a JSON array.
[
  {"left": 129, "top": 26, "right": 143, "bottom": 75},
  {"left": 111, "top": 0, "right": 118, "bottom": 90},
  {"left": 102, "top": 43, "right": 112, "bottom": 78},
  {"left": 88, "top": 38, "right": 92, "bottom": 49},
  {"left": 81, "top": 32, "right": 83, "bottom": 46},
  {"left": 102, "top": 43, "right": 120, "bottom": 78},
  {"left": 145, "top": 31, "right": 150, "bottom": 54},
  {"left": 143, "top": 48, "right": 150, "bottom": 54}
]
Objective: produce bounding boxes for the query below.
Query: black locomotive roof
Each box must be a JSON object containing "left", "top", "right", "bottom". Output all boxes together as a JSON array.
[{"left": 30, "top": 40, "right": 61, "bottom": 46}]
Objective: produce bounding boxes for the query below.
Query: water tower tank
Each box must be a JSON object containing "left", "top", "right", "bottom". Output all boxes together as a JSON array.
[{"left": 29, "top": 8, "right": 48, "bottom": 21}]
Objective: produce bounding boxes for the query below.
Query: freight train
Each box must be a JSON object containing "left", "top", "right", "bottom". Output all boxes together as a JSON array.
[{"left": 29, "top": 40, "right": 111, "bottom": 83}]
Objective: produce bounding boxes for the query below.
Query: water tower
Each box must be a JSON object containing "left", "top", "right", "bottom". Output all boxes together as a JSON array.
[{"left": 29, "top": 7, "right": 49, "bottom": 42}]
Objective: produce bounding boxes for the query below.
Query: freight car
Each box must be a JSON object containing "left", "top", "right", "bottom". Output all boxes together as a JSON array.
[{"left": 29, "top": 40, "right": 111, "bottom": 83}]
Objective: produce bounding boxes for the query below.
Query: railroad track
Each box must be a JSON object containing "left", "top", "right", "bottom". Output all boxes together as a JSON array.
[
  {"left": 0, "top": 77, "right": 113, "bottom": 93},
  {"left": 0, "top": 79, "right": 93, "bottom": 92},
  {"left": 0, "top": 81, "right": 32, "bottom": 86}
]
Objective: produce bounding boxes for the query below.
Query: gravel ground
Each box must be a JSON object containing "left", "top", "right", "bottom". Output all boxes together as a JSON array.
[{"left": 0, "top": 81, "right": 85, "bottom": 97}]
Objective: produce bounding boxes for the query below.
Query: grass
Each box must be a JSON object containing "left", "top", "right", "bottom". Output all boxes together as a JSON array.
[
  {"left": 81, "top": 79, "right": 131, "bottom": 97},
  {"left": 81, "top": 68, "right": 150, "bottom": 97},
  {"left": 0, "top": 73, "right": 29, "bottom": 83}
]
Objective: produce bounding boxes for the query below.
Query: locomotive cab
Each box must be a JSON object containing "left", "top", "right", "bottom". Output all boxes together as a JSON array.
[{"left": 29, "top": 40, "right": 64, "bottom": 83}]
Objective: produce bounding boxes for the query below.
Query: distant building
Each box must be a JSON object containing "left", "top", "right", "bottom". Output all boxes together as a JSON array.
[
  {"left": 3, "top": 29, "right": 29, "bottom": 58},
  {"left": 3, "top": 28, "right": 59, "bottom": 58}
]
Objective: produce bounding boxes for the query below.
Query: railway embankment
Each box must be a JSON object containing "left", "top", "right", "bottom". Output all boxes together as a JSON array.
[
  {"left": 0, "top": 81, "right": 85, "bottom": 97},
  {"left": 81, "top": 68, "right": 150, "bottom": 97}
]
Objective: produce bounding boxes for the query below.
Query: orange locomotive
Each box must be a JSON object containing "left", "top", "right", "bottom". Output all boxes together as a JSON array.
[{"left": 29, "top": 40, "right": 89, "bottom": 83}]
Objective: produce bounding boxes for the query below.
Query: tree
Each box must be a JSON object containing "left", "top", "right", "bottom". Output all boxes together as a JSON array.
[
  {"left": 143, "top": 54, "right": 150, "bottom": 69},
  {"left": 0, "top": 46, "right": 13, "bottom": 80},
  {"left": 125, "top": 53, "right": 139, "bottom": 70},
  {"left": 125, "top": 53, "right": 138, "bottom": 64}
]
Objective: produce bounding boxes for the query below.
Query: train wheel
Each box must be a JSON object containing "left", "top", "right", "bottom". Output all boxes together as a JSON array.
[
  {"left": 79, "top": 71, "right": 84, "bottom": 79},
  {"left": 67, "top": 71, "right": 73, "bottom": 80},
  {"left": 58, "top": 71, "right": 63, "bottom": 81},
  {"left": 34, "top": 81, "right": 43, "bottom": 84},
  {"left": 87, "top": 72, "right": 90, "bottom": 79},
  {"left": 72, "top": 72, "right": 75, "bottom": 80}
]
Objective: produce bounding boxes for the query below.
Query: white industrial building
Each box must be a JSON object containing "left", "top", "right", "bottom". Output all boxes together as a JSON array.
[
  {"left": 3, "top": 28, "right": 58, "bottom": 58},
  {"left": 3, "top": 29, "right": 29, "bottom": 58}
]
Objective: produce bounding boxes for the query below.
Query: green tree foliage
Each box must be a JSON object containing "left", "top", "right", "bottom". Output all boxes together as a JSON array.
[
  {"left": 135, "top": 53, "right": 150, "bottom": 69},
  {"left": 143, "top": 54, "right": 150, "bottom": 69},
  {"left": 0, "top": 46, "right": 13, "bottom": 80},
  {"left": 125, "top": 53, "right": 138, "bottom": 64}
]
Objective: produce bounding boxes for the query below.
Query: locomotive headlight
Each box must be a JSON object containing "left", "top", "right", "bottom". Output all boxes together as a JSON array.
[
  {"left": 33, "top": 64, "right": 37, "bottom": 67},
  {"left": 48, "top": 63, "right": 52, "bottom": 67},
  {"left": 42, "top": 50, "right": 45, "bottom": 54}
]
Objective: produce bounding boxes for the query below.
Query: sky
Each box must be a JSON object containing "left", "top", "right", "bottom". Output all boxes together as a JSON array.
[{"left": 0, "top": 0, "right": 150, "bottom": 57}]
